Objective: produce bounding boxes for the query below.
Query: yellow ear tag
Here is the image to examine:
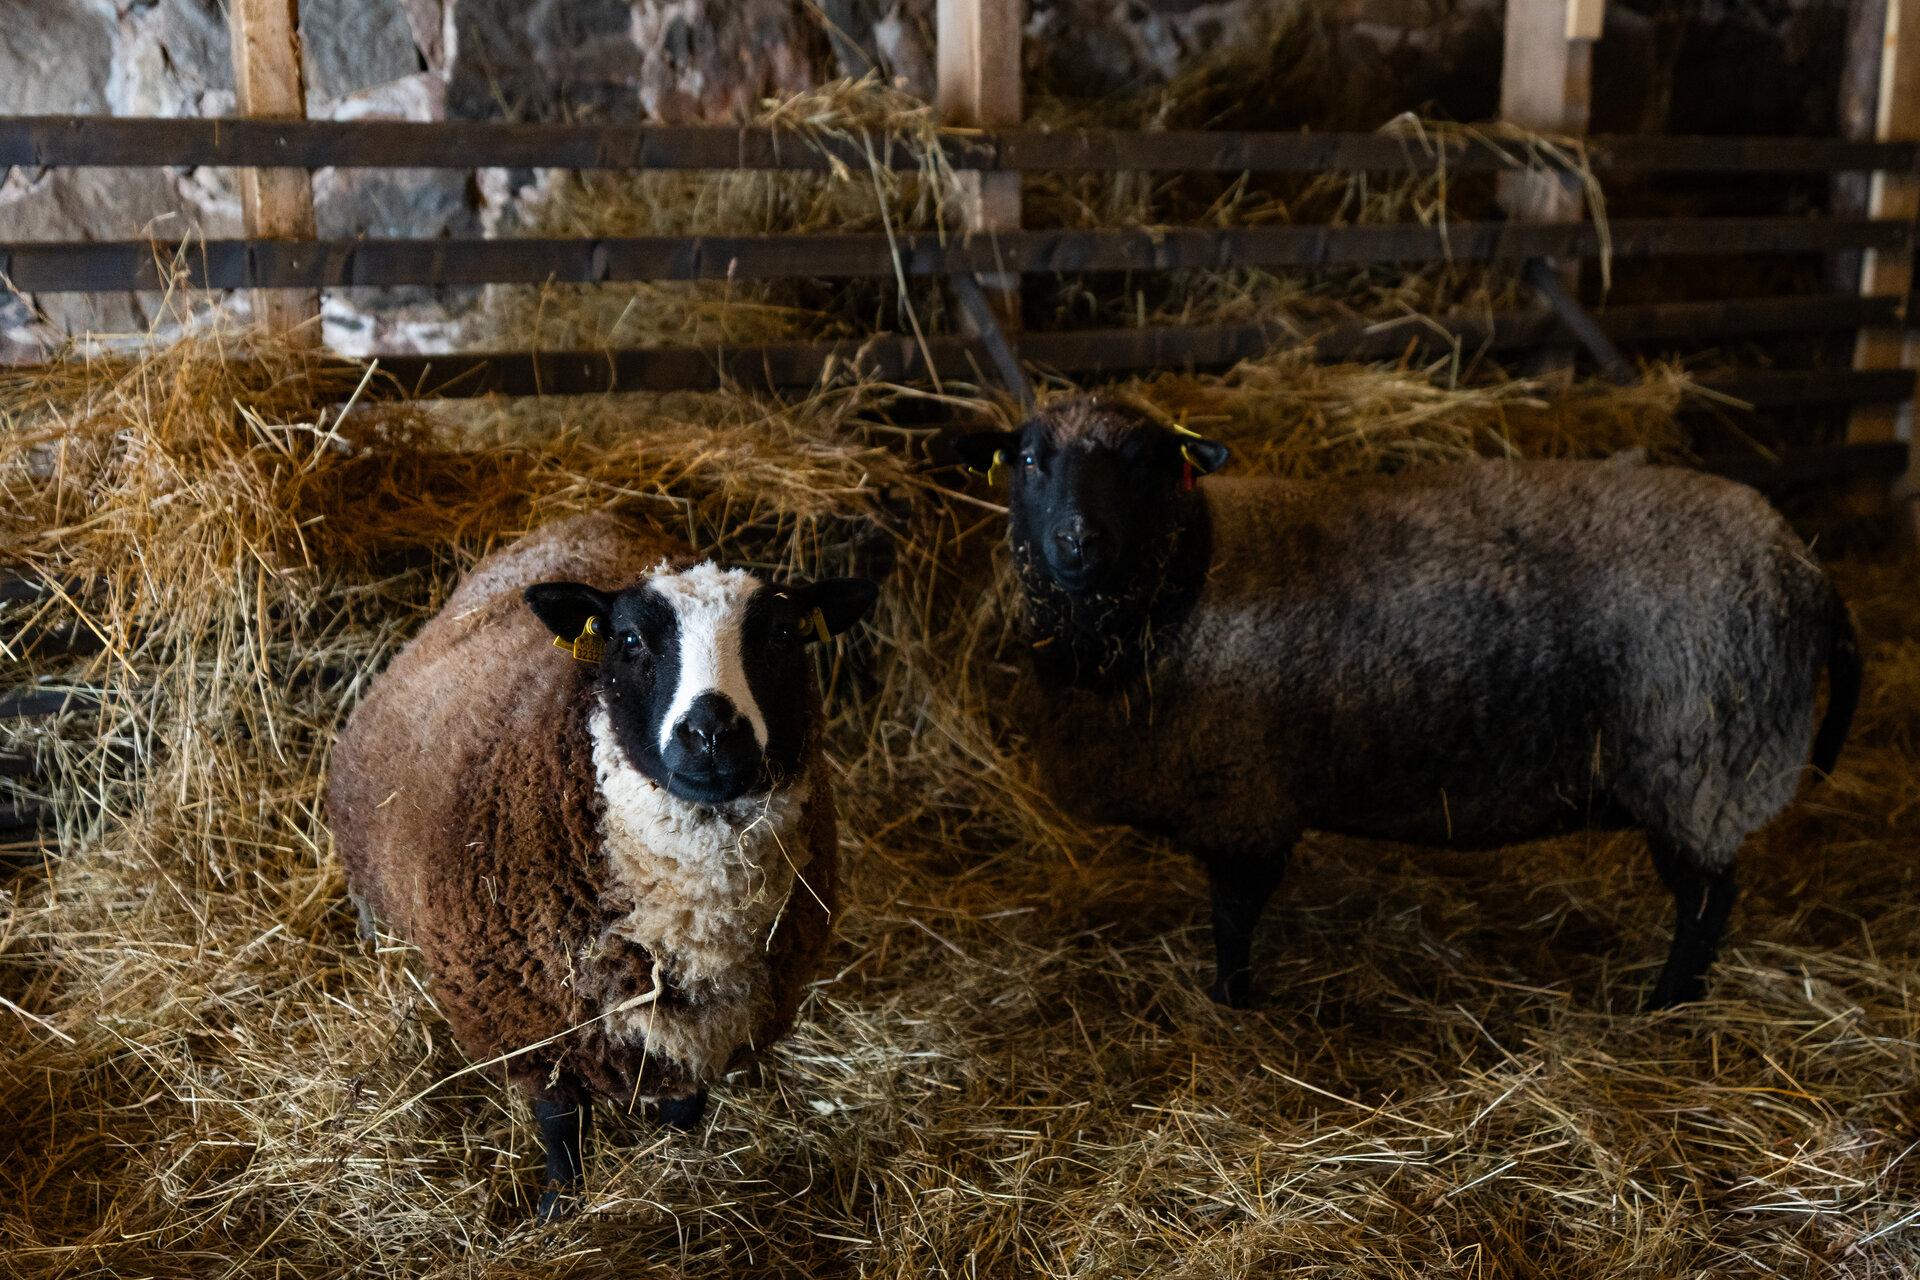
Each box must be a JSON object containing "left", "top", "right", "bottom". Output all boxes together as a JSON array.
[
  {"left": 1172, "top": 420, "right": 1208, "bottom": 457},
  {"left": 808, "top": 607, "right": 834, "bottom": 644},
  {"left": 1172, "top": 420, "right": 1210, "bottom": 486},
  {"left": 987, "top": 449, "right": 1009, "bottom": 486},
  {"left": 554, "top": 615, "right": 605, "bottom": 663}
]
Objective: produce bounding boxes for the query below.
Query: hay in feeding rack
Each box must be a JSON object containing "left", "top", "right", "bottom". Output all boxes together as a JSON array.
[
  {"left": 3, "top": 319, "right": 1918, "bottom": 1278},
  {"left": 486, "top": 76, "right": 961, "bottom": 352},
  {"left": 485, "top": 69, "right": 1596, "bottom": 354}
]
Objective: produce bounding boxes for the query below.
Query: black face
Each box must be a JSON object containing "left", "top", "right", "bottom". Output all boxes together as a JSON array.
[
  {"left": 956, "top": 409, "right": 1229, "bottom": 597},
  {"left": 526, "top": 568, "right": 879, "bottom": 806}
]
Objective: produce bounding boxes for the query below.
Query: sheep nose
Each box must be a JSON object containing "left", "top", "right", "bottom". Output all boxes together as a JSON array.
[
  {"left": 674, "top": 695, "right": 748, "bottom": 758},
  {"left": 1052, "top": 523, "right": 1105, "bottom": 565}
]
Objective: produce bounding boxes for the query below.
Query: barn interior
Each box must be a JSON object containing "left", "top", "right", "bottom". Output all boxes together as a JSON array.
[{"left": 4, "top": 2, "right": 1920, "bottom": 1277}]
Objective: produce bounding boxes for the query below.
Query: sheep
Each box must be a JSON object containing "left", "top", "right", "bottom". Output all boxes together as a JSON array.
[
  {"left": 955, "top": 397, "right": 1860, "bottom": 1011},
  {"left": 327, "top": 512, "right": 878, "bottom": 1219}
]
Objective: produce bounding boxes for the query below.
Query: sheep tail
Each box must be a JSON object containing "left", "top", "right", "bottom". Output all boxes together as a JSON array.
[{"left": 1810, "top": 586, "right": 1862, "bottom": 780}]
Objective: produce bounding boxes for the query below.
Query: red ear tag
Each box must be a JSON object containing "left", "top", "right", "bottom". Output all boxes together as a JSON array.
[{"left": 1181, "top": 457, "right": 1196, "bottom": 492}]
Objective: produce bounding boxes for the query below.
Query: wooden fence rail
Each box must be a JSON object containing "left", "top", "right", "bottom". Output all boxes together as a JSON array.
[
  {"left": 4, "top": 118, "right": 1919, "bottom": 175},
  {"left": 350, "top": 326, "right": 1919, "bottom": 405},
  {"left": 0, "top": 293, "right": 1899, "bottom": 402},
  {"left": 0, "top": 689, "right": 102, "bottom": 720},
  {"left": 5, "top": 218, "right": 1904, "bottom": 295}
]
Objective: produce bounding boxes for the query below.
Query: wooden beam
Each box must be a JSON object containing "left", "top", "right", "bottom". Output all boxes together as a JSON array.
[
  {"left": 0, "top": 800, "right": 53, "bottom": 831},
  {"left": 1525, "top": 255, "right": 1631, "bottom": 381},
  {"left": 227, "top": 0, "right": 320, "bottom": 345},
  {"left": 1598, "top": 292, "right": 1906, "bottom": 343},
  {"left": 938, "top": 0, "right": 1022, "bottom": 323},
  {"left": 205, "top": 300, "right": 1894, "bottom": 399},
  {"left": 258, "top": 313, "right": 1917, "bottom": 402},
  {"left": 2, "top": 218, "right": 1901, "bottom": 294},
  {"left": 1707, "top": 368, "right": 1916, "bottom": 407},
  {"left": 0, "top": 688, "right": 103, "bottom": 721},
  {"left": 1851, "top": 0, "right": 1920, "bottom": 528},
  {"left": 4, "top": 117, "right": 1918, "bottom": 175}
]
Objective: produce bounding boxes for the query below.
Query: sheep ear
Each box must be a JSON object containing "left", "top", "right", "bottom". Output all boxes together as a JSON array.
[
  {"left": 1176, "top": 435, "right": 1230, "bottom": 476},
  {"left": 952, "top": 429, "right": 1021, "bottom": 475},
  {"left": 523, "top": 581, "right": 613, "bottom": 640},
  {"left": 783, "top": 578, "right": 880, "bottom": 643}
]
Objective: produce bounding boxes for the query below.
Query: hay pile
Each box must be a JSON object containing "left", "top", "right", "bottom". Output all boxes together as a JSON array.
[{"left": 2, "top": 326, "right": 1917, "bottom": 1279}]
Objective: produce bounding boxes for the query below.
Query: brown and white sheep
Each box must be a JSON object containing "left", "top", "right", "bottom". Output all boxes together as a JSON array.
[
  {"left": 327, "top": 512, "right": 878, "bottom": 1218},
  {"left": 956, "top": 397, "right": 1860, "bottom": 1012}
]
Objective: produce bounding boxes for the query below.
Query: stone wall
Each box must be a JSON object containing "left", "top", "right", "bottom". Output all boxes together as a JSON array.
[{"left": 0, "top": 0, "right": 1863, "bottom": 358}]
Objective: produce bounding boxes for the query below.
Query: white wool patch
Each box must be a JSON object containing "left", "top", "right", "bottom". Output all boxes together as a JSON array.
[
  {"left": 651, "top": 562, "right": 769, "bottom": 751},
  {"left": 586, "top": 706, "right": 813, "bottom": 1083}
]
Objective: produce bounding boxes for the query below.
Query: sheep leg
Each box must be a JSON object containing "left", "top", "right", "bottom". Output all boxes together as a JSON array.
[
  {"left": 1204, "top": 850, "right": 1290, "bottom": 1009},
  {"left": 654, "top": 1088, "right": 709, "bottom": 1132},
  {"left": 1646, "top": 837, "right": 1737, "bottom": 1011},
  {"left": 533, "top": 1097, "right": 591, "bottom": 1222}
]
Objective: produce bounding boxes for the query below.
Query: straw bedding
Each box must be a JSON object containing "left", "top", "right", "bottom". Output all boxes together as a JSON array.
[{"left": 2, "top": 329, "right": 1916, "bottom": 1279}]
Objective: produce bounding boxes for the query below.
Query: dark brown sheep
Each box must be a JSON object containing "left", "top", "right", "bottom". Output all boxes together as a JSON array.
[
  {"left": 957, "top": 397, "right": 1859, "bottom": 1011},
  {"left": 328, "top": 512, "right": 876, "bottom": 1218}
]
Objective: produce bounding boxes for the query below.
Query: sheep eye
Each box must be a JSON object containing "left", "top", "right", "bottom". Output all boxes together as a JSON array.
[
  {"left": 621, "top": 630, "right": 645, "bottom": 655},
  {"left": 1020, "top": 451, "right": 1039, "bottom": 467}
]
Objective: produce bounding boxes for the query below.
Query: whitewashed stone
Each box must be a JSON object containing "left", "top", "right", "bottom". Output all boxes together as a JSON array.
[
  {"left": 107, "top": 0, "right": 233, "bottom": 118},
  {"left": 302, "top": 0, "right": 423, "bottom": 110},
  {"left": 0, "top": 0, "right": 117, "bottom": 115}
]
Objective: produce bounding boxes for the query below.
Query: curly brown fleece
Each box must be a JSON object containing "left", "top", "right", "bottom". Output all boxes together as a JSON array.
[{"left": 327, "top": 514, "right": 837, "bottom": 1106}]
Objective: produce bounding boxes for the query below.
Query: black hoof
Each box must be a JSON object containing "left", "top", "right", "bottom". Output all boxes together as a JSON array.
[
  {"left": 655, "top": 1089, "right": 708, "bottom": 1132},
  {"left": 1210, "top": 974, "right": 1253, "bottom": 1009},
  {"left": 535, "top": 1185, "right": 580, "bottom": 1224},
  {"left": 1646, "top": 974, "right": 1706, "bottom": 1011}
]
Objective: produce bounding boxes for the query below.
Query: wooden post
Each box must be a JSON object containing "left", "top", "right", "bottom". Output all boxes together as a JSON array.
[
  {"left": 1832, "top": 0, "right": 1889, "bottom": 292},
  {"left": 1498, "top": 0, "right": 1601, "bottom": 223},
  {"left": 1500, "top": 0, "right": 1602, "bottom": 377},
  {"left": 937, "top": 0, "right": 1022, "bottom": 326},
  {"left": 1850, "top": 0, "right": 1920, "bottom": 507},
  {"left": 228, "top": 0, "right": 321, "bottom": 345}
]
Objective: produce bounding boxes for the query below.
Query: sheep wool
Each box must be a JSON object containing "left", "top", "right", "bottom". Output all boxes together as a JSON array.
[
  {"left": 328, "top": 513, "right": 838, "bottom": 1109},
  {"left": 586, "top": 704, "right": 811, "bottom": 1075},
  {"left": 968, "top": 397, "right": 1858, "bottom": 1009}
]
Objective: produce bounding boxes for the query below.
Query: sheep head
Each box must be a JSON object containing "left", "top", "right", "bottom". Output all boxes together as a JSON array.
[
  {"left": 525, "top": 564, "right": 877, "bottom": 805},
  {"left": 956, "top": 396, "right": 1228, "bottom": 599}
]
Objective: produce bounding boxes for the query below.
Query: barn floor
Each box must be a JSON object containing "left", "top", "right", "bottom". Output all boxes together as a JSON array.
[{"left": 2, "top": 339, "right": 1917, "bottom": 1279}]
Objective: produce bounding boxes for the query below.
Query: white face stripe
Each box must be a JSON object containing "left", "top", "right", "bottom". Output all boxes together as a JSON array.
[{"left": 652, "top": 563, "right": 769, "bottom": 752}]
